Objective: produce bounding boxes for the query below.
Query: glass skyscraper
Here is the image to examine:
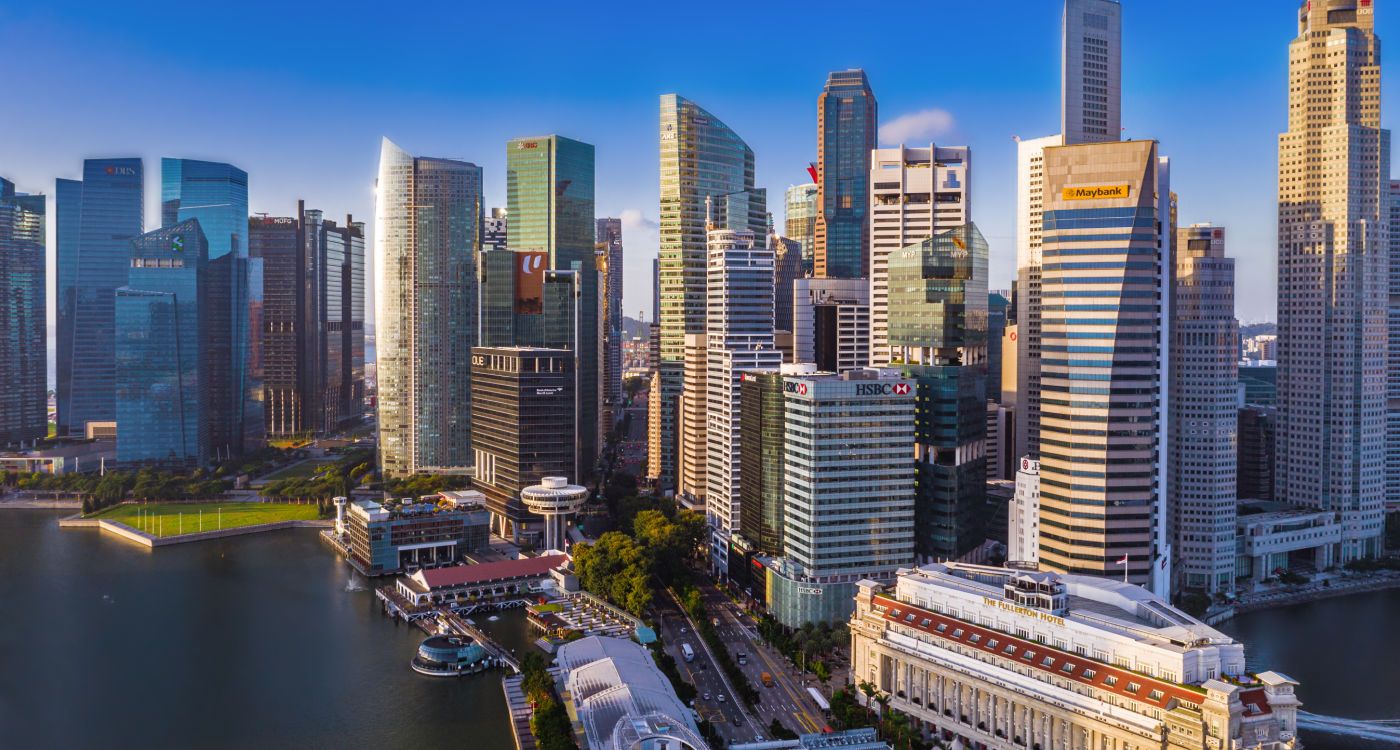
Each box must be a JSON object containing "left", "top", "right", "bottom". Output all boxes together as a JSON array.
[
  {"left": 479, "top": 248, "right": 577, "bottom": 352},
  {"left": 815, "top": 69, "right": 876, "bottom": 280},
  {"left": 784, "top": 183, "right": 818, "bottom": 277},
  {"left": 374, "top": 138, "right": 481, "bottom": 477},
  {"left": 116, "top": 220, "right": 209, "bottom": 465},
  {"left": 0, "top": 178, "right": 47, "bottom": 446},
  {"left": 653, "top": 94, "right": 767, "bottom": 488},
  {"left": 162, "top": 158, "right": 250, "bottom": 459},
  {"left": 55, "top": 158, "right": 144, "bottom": 437},
  {"left": 506, "top": 135, "right": 599, "bottom": 479}
]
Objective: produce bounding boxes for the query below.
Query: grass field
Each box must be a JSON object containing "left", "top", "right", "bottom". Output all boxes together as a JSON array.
[{"left": 92, "top": 502, "right": 319, "bottom": 537}]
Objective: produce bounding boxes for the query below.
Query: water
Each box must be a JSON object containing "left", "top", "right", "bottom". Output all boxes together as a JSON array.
[
  {"left": 1219, "top": 587, "right": 1400, "bottom": 749},
  {"left": 0, "top": 510, "right": 520, "bottom": 750}
]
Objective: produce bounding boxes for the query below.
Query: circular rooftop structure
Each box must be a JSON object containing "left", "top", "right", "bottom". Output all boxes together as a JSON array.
[{"left": 521, "top": 477, "right": 588, "bottom": 551}]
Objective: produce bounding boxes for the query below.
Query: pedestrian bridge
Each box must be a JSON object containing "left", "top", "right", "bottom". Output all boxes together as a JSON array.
[{"left": 1298, "top": 711, "right": 1400, "bottom": 743}]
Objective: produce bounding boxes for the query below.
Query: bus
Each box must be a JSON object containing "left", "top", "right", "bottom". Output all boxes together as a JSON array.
[
  {"left": 681, "top": 643, "right": 695, "bottom": 663},
  {"left": 807, "top": 686, "right": 831, "bottom": 713}
]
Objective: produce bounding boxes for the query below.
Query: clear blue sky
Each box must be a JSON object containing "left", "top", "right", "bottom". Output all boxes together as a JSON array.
[{"left": 5, "top": 0, "right": 1399, "bottom": 333}]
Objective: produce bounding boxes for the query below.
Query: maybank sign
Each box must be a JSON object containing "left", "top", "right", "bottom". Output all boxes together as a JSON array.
[{"left": 1062, "top": 184, "right": 1130, "bottom": 201}]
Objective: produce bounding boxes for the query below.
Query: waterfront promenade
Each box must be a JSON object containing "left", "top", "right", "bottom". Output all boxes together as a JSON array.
[{"left": 1206, "top": 570, "right": 1400, "bottom": 624}]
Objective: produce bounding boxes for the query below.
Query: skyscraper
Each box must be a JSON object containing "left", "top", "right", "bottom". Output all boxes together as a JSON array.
[
  {"left": 887, "top": 223, "right": 989, "bottom": 560},
  {"left": 1012, "top": 134, "right": 1064, "bottom": 465},
  {"left": 677, "top": 333, "right": 708, "bottom": 508},
  {"left": 654, "top": 94, "right": 767, "bottom": 489},
  {"left": 597, "top": 217, "right": 624, "bottom": 420},
  {"left": 1037, "top": 139, "right": 1171, "bottom": 592},
  {"left": 116, "top": 220, "right": 210, "bottom": 465},
  {"left": 1062, "top": 0, "right": 1122, "bottom": 144},
  {"left": 1390, "top": 182, "right": 1400, "bottom": 511},
  {"left": 483, "top": 208, "right": 507, "bottom": 251},
  {"left": 771, "top": 233, "right": 803, "bottom": 334},
  {"left": 56, "top": 158, "right": 144, "bottom": 438},
  {"left": 1276, "top": 1, "right": 1388, "bottom": 561},
  {"left": 374, "top": 138, "right": 481, "bottom": 477},
  {"left": 0, "top": 178, "right": 46, "bottom": 446},
  {"left": 507, "top": 135, "right": 599, "bottom": 479},
  {"left": 868, "top": 145, "right": 971, "bottom": 367},
  {"left": 815, "top": 69, "right": 877, "bottom": 279},
  {"left": 704, "top": 228, "right": 782, "bottom": 569},
  {"left": 987, "top": 290, "right": 1009, "bottom": 403},
  {"left": 792, "top": 278, "right": 870, "bottom": 374},
  {"left": 1170, "top": 223, "right": 1237, "bottom": 594},
  {"left": 162, "top": 158, "right": 251, "bottom": 459},
  {"left": 784, "top": 183, "right": 818, "bottom": 276},
  {"left": 478, "top": 248, "right": 578, "bottom": 351}
]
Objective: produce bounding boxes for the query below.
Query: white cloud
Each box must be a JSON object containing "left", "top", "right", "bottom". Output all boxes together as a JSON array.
[
  {"left": 619, "top": 208, "right": 658, "bottom": 233},
  {"left": 879, "top": 108, "right": 956, "bottom": 145}
]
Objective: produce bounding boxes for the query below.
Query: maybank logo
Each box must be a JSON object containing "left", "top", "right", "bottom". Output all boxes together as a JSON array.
[{"left": 1062, "top": 184, "right": 1130, "bottom": 201}]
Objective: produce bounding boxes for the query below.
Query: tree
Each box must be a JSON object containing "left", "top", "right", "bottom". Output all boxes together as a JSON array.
[{"left": 573, "top": 532, "right": 654, "bottom": 616}]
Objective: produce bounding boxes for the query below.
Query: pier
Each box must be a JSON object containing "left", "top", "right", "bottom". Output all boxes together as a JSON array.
[{"left": 375, "top": 586, "right": 524, "bottom": 673}]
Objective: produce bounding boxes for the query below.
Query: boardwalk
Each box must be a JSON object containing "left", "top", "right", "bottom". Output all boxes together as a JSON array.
[{"left": 502, "top": 666, "right": 562, "bottom": 750}]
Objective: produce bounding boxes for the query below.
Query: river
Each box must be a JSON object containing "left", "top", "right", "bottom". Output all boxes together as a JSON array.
[
  {"left": 1219, "top": 587, "right": 1400, "bottom": 749},
  {"left": 0, "top": 509, "right": 521, "bottom": 750}
]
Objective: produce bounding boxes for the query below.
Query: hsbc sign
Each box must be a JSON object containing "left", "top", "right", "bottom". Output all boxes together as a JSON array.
[
  {"left": 784, "top": 381, "right": 809, "bottom": 396},
  {"left": 856, "top": 382, "right": 912, "bottom": 397}
]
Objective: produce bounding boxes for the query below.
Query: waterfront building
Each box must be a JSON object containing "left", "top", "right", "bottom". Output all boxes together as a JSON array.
[
  {"left": 1008, "top": 456, "right": 1041, "bottom": 565},
  {"left": 1170, "top": 224, "right": 1237, "bottom": 595},
  {"left": 654, "top": 94, "right": 767, "bottom": 490},
  {"left": 1275, "top": 2, "right": 1388, "bottom": 560},
  {"left": 470, "top": 347, "right": 575, "bottom": 545},
  {"left": 887, "top": 224, "right": 989, "bottom": 561},
  {"left": 483, "top": 207, "right": 507, "bottom": 250},
  {"left": 785, "top": 183, "right": 818, "bottom": 276},
  {"left": 341, "top": 494, "right": 490, "bottom": 576},
  {"left": 869, "top": 145, "right": 971, "bottom": 367},
  {"left": 987, "top": 291, "right": 1009, "bottom": 404},
  {"left": 766, "top": 369, "right": 916, "bottom": 627},
  {"left": 251, "top": 205, "right": 366, "bottom": 437},
  {"left": 677, "top": 333, "right": 708, "bottom": 509},
  {"left": 705, "top": 228, "right": 783, "bottom": 571},
  {"left": 0, "top": 178, "right": 46, "bottom": 446},
  {"left": 507, "top": 135, "right": 599, "bottom": 478},
  {"left": 411, "top": 635, "right": 490, "bottom": 676},
  {"left": 1238, "top": 405, "right": 1276, "bottom": 502},
  {"left": 556, "top": 636, "right": 705, "bottom": 750},
  {"left": 395, "top": 552, "right": 569, "bottom": 606},
  {"left": 1235, "top": 499, "right": 1342, "bottom": 583},
  {"left": 162, "top": 158, "right": 252, "bottom": 458},
  {"left": 793, "top": 277, "right": 870, "bottom": 373},
  {"left": 55, "top": 158, "right": 144, "bottom": 438},
  {"left": 815, "top": 69, "right": 877, "bottom": 280},
  {"left": 374, "top": 138, "right": 481, "bottom": 477},
  {"left": 850, "top": 564, "right": 1302, "bottom": 750},
  {"left": 732, "top": 729, "right": 889, "bottom": 750},
  {"left": 115, "top": 220, "right": 210, "bottom": 465},
  {"left": 772, "top": 232, "right": 803, "bottom": 335},
  {"left": 597, "top": 217, "right": 624, "bottom": 419},
  {"left": 1037, "top": 140, "right": 1170, "bottom": 593},
  {"left": 1061, "top": 0, "right": 1122, "bottom": 144}
]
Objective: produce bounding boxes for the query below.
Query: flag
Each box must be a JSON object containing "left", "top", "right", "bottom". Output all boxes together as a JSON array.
[{"left": 1115, "top": 555, "right": 1129, "bottom": 566}]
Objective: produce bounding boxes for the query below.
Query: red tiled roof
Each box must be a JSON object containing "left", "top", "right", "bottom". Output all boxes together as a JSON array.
[
  {"left": 871, "top": 594, "right": 1204, "bottom": 711},
  {"left": 418, "top": 554, "right": 568, "bottom": 589},
  {"left": 1239, "top": 688, "right": 1273, "bottom": 716}
]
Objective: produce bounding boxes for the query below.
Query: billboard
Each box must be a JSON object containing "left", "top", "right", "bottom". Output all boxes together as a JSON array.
[{"left": 514, "top": 251, "right": 547, "bottom": 314}]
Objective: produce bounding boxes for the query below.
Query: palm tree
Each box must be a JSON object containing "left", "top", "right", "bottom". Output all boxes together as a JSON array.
[{"left": 858, "top": 680, "right": 879, "bottom": 723}]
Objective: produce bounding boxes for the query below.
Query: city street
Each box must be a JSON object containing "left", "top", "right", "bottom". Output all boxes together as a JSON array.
[{"left": 654, "top": 599, "right": 767, "bottom": 745}]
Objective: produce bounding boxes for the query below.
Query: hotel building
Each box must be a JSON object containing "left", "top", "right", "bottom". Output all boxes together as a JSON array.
[
  {"left": 851, "top": 564, "right": 1301, "bottom": 750},
  {"left": 1037, "top": 140, "right": 1170, "bottom": 593},
  {"left": 869, "top": 145, "right": 970, "bottom": 367}
]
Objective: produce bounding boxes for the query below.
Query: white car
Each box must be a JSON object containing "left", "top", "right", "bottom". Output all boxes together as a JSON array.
[{"left": 717, "top": 694, "right": 727, "bottom": 703}]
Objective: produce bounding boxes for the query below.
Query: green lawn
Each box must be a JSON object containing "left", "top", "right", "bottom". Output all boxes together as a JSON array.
[{"left": 92, "top": 502, "right": 319, "bottom": 537}]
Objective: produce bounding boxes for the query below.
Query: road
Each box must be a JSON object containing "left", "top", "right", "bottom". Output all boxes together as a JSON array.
[
  {"left": 655, "top": 597, "right": 766, "bottom": 745},
  {"left": 697, "top": 584, "right": 830, "bottom": 737}
]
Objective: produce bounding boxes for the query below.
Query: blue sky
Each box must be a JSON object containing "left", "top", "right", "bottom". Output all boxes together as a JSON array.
[{"left": 5, "top": 0, "right": 1399, "bottom": 329}]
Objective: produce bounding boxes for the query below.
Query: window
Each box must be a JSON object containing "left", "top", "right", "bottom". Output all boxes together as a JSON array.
[
  {"left": 952, "top": 629, "right": 964, "bottom": 638},
  {"left": 986, "top": 639, "right": 998, "bottom": 649},
  {"left": 1060, "top": 662, "right": 1076, "bottom": 673},
  {"left": 1004, "top": 644, "right": 1018, "bottom": 655},
  {"left": 1126, "top": 682, "right": 1141, "bottom": 693},
  {"left": 936, "top": 623, "right": 948, "bottom": 633},
  {"left": 920, "top": 619, "right": 930, "bottom": 627},
  {"left": 1083, "top": 669, "right": 1097, "bottom": 680},
  {"left": 1104, "top": 676, "right": 1118, "bottom": 687},
  {"left": 1042, "top": 656, "right": 1055, "bottom": 667},
  {"left": 969, "top": 634, "right": 981, "bottom": 644},
  {"left": 905, "top": 613, "right": 916, "bottom": 622},
  {"left": 1149, "top": 690, "right": 1164, "bottom": 702},
  {"left": 1022, "top": 650, "right": 1035, "bottom": 661}
]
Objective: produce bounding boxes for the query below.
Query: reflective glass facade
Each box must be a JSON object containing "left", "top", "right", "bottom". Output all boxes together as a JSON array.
[
  {"left": 116, "top": 220, "right": 209, "bottom": 465},
  {"left": 0, "top": 178, "right": 47, "bottom": 445},
  {"left": 784, "top": 183, "right": 818, "bottom": 277},
  {"left": 506, "top": 136, "right": 598, "bottom": 478},
  {"left": 374, "top": 139, "right": 481, "bottom": 477},
  {"left": 479, "top": 248, "right": 577, "bottom": 351},
  {"left": 815, "top": 70, "right": 876, "bottom": 279},
  {"left": 655, "top": 94, "right": 767, "bottom": 487},
  {"left": 738, "top": 371, "right": 785, "bottom": 553},
  {"left": 56, "top": 158, "right": 145, "bottom": 436}
]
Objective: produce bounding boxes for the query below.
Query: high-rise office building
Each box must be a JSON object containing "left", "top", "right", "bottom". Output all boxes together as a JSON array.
[
  {"left": 815, "top": 69, "right": 877, "bottom": 279},
  {"left": 784, "top": 183, "right": 818, "bottom": 277},
  {"left": 766, "top": 369, "right": 916, "bottom": 626},
  {"left": 508, "top": 135, "right": 599, "bottom": 479},
  {"left": 987, "top": 290, "right": 1009, "bottom": 403},
  {"left": 887, "top": 223, "right": 989, "bottom": 560},
  {"left": 868, "top": 145, "right": 971, "bottom": 366},
  {"left": 1012, "top": 134, "right": 1064, "bottom": 465},
  {"left": 0, "top": 178, "right": 47, "bottom": 446},
  {"left": 483, "top": 208, "right": 507, "bottom": 250},
  {"left": 1007, "top": 456, "right": 1041, "bottom": 565},
  {"left": 1061, "top": 0, "right": 1122, "bottom": 144},
  {"left": 771, "top": 233, "right": 803, "bottom": 334},
  {"left": 470, "top": 347, "right": 575, "bottom": 544},
  {"left": 704, "top": 228, "right": 782, "bottom": 568},
  {"left": 1238, "top": 406, "right": 1276, "bottom": 502},
  {"left": 1390, "top": 181, "right": 1400, "bottom": 511},
  {"left": 1036, "top": 140, "right": 1171, "bottom": 593},
  {"left": 116, "top": 220, "right": 210, "bottom": 465},
  {"left": 162, "top": 158, "right": 251, "bottom": 459},
  {"left": 737, "top": 364, "right": 817, "bottom": 556},
  {"left": 793, "top": 278, "right": 869, "bottom": 373},
  {"left": 374, "top": 138, "right": 481, "bottom": 477},
  {"left": 56, "top": 158, "right": 144, "bottom": 438},
  {"left": 1276, "top": 2, "right": 1387, "bottom": 561},
  {"left": 479, "top": 248, "right": 578, "bottom": 351},
  {"left": 654, "top": 94, "right": 767, "bottom": 489},
  {"left": 597, "top": 217, "right": 624, "bottom": 417},
  {"left": 252, "top": 205, "right": 366, "bottom": 437},
  {"left": 677, "top": 333, "right": 708, "bottom": 508},
  {"left": 1170, "top": 223, "right": 1237, "bottom": 594}
]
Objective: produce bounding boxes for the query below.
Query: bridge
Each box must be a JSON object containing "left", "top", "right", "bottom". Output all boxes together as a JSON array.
[
  {"left": 435, "top": 610, "right": 522, "bottom": 673},
  {"left": 1298, "top": 711, "right": 1400, "bottom": 743}
]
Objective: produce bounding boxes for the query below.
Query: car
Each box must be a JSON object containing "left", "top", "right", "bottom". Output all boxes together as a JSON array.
[
  {"left": 703, "top": 693, "right": 711, "bottom": 701},
  {"left": 737, "top": 654, "right": 747, "bottom": 665},
  {"left": 717, "top": 694, "right": 727, "bottom": 703}
]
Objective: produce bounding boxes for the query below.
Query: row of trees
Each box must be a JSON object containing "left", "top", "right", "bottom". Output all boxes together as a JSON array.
[
  {"left": 828, "top": 684, "right": 939, "bottom": 750},
  {"left": 755, "top": 616, "right": 845, "bottom": 682},
  {"left": 519, "top": 653, "right": 578, "bottom": 750},
  {"left": 259, "top": 449, "right": 375, "bottom": 501},
  {"left": 0, "top": 468, "right": 233, "bottom": 515},
  {"left": 676, "top": 583, "right": 762, "bottom": 707},
  {"left": 573, "top": 507, "right": 706, "bottom": 617}
]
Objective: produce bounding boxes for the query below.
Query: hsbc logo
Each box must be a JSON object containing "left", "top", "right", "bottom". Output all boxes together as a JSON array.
[
  {"left": 783, "top": 381, "right": 808, "bottom": 396},
  {"left": 856, "top": 382, "right": 912, "bottom": 397}
]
